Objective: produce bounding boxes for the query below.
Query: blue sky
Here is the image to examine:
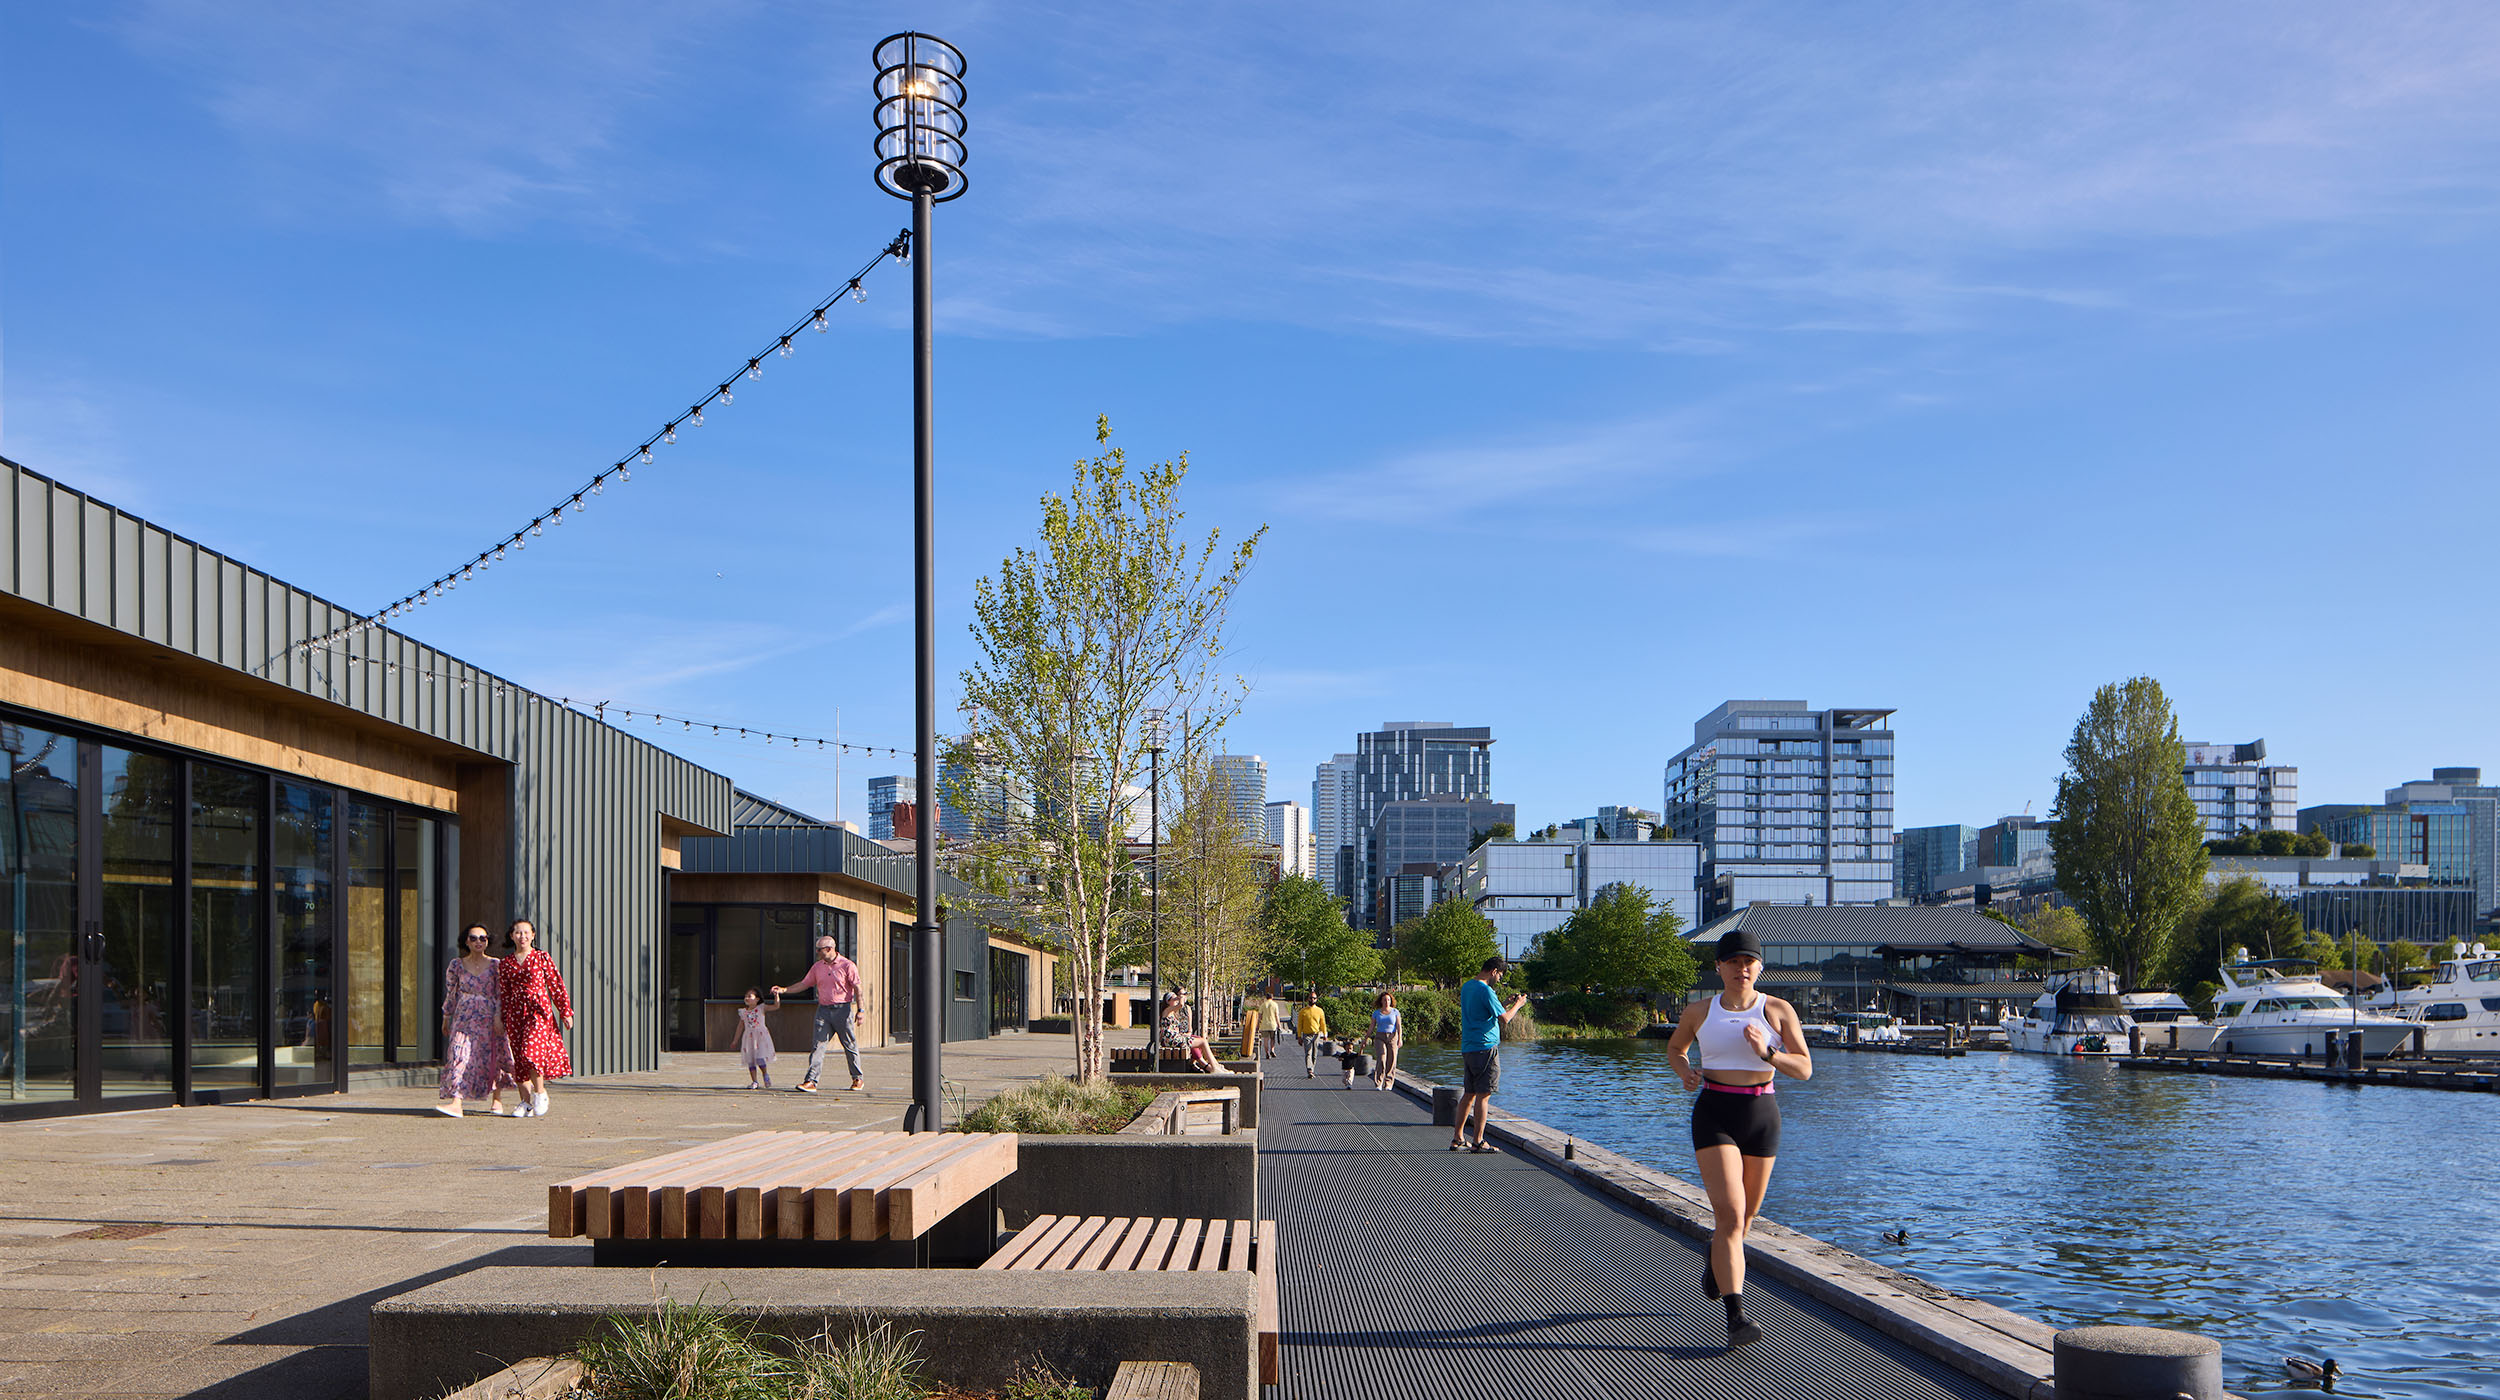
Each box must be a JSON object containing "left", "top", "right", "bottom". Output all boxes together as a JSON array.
[{"left": 6, "top": 3, "right": 2497, "bottom": 833}]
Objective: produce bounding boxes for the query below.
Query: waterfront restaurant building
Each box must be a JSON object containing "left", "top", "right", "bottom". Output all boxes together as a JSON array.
[
  {"left": 1, "top": 456, "right": 1033, "bottom": 1121},
  {"left": 1687, "top": 904, "right": 2055, "bottom": 1025}
]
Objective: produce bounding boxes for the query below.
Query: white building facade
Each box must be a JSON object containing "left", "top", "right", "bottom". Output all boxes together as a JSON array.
[
  {"left": 1458, "top": 838, "right": 1705, "bottom": 961},
  {"left": 1265, "top": 800, "right": 1315, "bottom": 880},
  {"left": 2183, "top": 740, "right": 2297, "bottom": 839}
]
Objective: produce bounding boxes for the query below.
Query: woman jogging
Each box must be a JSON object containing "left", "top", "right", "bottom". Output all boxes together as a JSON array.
[{"left": 1665, "top": 927, "right": 1812, "bottom": 1349}]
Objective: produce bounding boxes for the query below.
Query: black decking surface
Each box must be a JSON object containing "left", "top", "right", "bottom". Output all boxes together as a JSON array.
[{"left": 1259, "top": 1068, "right": 2004, "bottom": 1400}]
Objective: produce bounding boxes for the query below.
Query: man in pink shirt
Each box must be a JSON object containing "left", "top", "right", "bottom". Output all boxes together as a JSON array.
[{"left": 770, "top": 935, "right": 864, "bottom": 1092}]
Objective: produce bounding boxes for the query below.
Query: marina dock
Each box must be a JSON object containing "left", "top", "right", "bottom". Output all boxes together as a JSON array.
[
  {"left": 2124, "top": 1052, "right": 2500, "bottom": 1092},
  {"left": 1259, "top": 1070, "right": 2044, "bottom": 1399}
]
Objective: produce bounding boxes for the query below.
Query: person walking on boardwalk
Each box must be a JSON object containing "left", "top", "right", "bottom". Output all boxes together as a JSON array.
[
  {"left": 1452, "top": 957, "right": 1526, "bottom": 1153},
  {"left": 496, "top": 919, "right": 573, "bottom": 1118},
  {"left": 1666, "top": 927, "right": 1813, "bottom": 1349},
  {"left": 1295, "top": 994, "right": 1328, "bottom": 1077},
  {"left": 436, "top": 924, "right": 516, "bottom": 1118},
  {"left": 1370, "top": 990, "right": 1403, "bottom": 1090},
  {"left": 771, "top": 933, "right": 863, "bottom": 1093},
  {"left": 1245, "top": 988, "right": 1279, "bottom": 1060}
]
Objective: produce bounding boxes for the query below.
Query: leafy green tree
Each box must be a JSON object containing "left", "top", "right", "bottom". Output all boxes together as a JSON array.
[
  {"left": 2167, "top": 877, "right": 2297, "bottom": 988},
  {"left": 2014, "top": 904, "right": 2091, "bottom": 971},
  {"left": 2341, "top": 841, "right": 2376, "bottom": 858},
  {"left": 1648, "top": 824, "right": 1676, "bottom": 841},
  {"left": 2384, "top": 940, "right": 2431, "bottom": 986},
  {"left": 1259, "top": 874, "right": 1379, "bottom": 992},
  {"left": 1162, "top": 754, "right": 1271, "bottom": 1026},
  {"left": 1525, "top": 884, "right": 1694, "bottom": 1000},
  {"left": 952, "top": 417, "right": 1264, "bottom": 1082},
  {"left": 1394, "top": 898, "right": 1500, "bottom": 988},
  {"left": 2048, "top": 677, "right": 2210, "bottom": 989}
]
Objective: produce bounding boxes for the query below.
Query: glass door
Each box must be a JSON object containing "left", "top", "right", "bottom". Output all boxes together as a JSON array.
[
  {"left": 96, "top": 747, "right": 177, "bottom": 1101},
  {"left": 2, "top": 724, "right": 79, "bottom": 1109},
  {"left": 188, "top": 763, "right": 264, "bottom": 1098}
]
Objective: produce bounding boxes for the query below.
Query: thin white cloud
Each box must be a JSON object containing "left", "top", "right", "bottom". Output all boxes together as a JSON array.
[{"left": 1282, "top": 416, "right": 1703, "bottom": 524}]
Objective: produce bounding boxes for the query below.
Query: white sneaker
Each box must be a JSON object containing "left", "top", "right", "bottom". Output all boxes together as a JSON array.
[
  {"left": 531, "top": 1092, "right": 550, "bottom": 1117},
  {"left": 512, "top": 1102, "right": 535, "bottom": 1118}
]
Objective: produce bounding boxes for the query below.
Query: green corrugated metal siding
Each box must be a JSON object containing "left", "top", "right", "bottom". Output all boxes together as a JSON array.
[{"left": 3, "top": 454, "right": 734, "bottom": 1076}]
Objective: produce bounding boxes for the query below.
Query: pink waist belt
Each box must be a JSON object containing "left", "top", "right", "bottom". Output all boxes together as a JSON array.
[{"left": 1701, "top": 1080, "right": 1775, "bottom": 1096}]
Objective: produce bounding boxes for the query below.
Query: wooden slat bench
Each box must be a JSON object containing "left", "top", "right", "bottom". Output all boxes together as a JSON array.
[
  {"left": 983, "top": 1215, "right": 1279, "bottom": 1388},
  {"left": 547, "top": 1130, "right": 1017, "bottom": 1265},
  {"left": 1106, "top": 1360, "right": 1198, "bottom": 1399}
]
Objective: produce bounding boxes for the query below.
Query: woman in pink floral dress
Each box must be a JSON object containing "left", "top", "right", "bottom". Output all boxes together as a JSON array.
[
  {"left": 436, "top": 925, "right": 516, "bottom": 1118},
  {"left": 496, "top": 919, "right": 574, "bottom": 1118}
]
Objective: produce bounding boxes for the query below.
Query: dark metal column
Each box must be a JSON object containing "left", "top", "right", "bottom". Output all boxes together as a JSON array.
[{"left": 909, "top": 184, "right": 942, "bottom": 1132}]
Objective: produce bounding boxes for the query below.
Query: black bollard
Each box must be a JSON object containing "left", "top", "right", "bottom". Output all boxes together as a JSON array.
[
  {"left": 2054, "top": 1325, "right": 2222, "bottom": 1400},
  {"left": 2346, "top": 1031, "right": 2364, "bottom": 1070},
  {"left": 1432, "top": 1085, "right": 1460, "bottom": 1127}
]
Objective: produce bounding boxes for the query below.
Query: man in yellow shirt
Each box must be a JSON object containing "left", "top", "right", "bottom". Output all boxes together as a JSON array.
[{"left": 1295, "top": 996, "right": 1329, "bottom": 1078}]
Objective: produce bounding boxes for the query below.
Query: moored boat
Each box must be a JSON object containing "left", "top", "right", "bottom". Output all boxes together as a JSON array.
[
  {"left": 2003, "top": 967, "right": 2133, "bottom": 1056},
  {"left": 2121, "top": 990, "right": 2219, "bottom": 1052},
  {"left": 2361, "top": 942, "right": 2500, "bottom": 1057},
  {"left": 2211, "top": 955, "right": 2413, "bottom": 1058}
]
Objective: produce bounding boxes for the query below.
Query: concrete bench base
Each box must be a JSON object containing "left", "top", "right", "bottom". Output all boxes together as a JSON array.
[
  {"left": 998, "top": 1134, "right": 1259, "bottom": 1230},
  {"left": 370, "top": 1265, "right": 1257, "bottom": 1400},
  {"left": 1108, "top": 1072, "right": 1261, "bottom": 1128}
]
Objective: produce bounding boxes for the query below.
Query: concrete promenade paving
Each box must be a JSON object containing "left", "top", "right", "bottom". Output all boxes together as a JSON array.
[{"left": 0, "top": 1034, "right": 1092, "bottom": 1400}]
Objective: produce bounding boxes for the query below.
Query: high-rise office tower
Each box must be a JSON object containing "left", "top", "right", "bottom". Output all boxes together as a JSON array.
[
  {"left": 1894, "top": 823, "right": 1978, "bottom": 900},
  {"left": 867, "top": 775, "right": 915, "bottom": 840},
  {"left": 2182, "top": 740, "right": 2298, "bottom": 840},
  {"left": 1265, "top": 800, "right": 1313, "bottom": 879},
  {"left": 1663, "top": 700, "right": 1895, "bottom": 918},
  {"left": 2306, "top": 767, "right": 2500, "bottom": 920},
  {"left": 1352, "top": 722, "right": 1494, "bottom": 927},
  {"left": 1208, "top": 753, "right": 1267, "bottom": 836},
  {"left": 1312, "top": 754, "right": 1358, "bottom": 900}
]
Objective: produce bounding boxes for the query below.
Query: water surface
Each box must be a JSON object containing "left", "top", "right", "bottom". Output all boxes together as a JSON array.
[{"left": 1402, "top": 1038, "right": 2498, "bottom": 1398}]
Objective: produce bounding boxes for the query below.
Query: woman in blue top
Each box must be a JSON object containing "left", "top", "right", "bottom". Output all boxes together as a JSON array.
[
  {"left": 1369, "top": 991, "right": 1403, "bottom": 1090},
  {"left": 1665, "top": 928, "right": 1813, "bottom": 1349}
]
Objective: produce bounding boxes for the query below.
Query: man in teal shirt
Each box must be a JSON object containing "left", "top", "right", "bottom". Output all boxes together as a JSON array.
[{"left": 1453, "top": 956, "right": 1526, "bottom": 1153}]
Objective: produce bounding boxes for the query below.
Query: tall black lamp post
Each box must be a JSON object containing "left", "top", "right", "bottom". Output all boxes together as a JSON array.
[
  {"left": 874, "top": 31, "right": 967, "bottom": 1133},
  {"left": 1145, "top": 715, "right": 1166, "bottom": 1070}
]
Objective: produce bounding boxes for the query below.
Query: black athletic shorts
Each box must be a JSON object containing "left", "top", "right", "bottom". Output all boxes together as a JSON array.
[
  {"left": 1690, "top": 1086, "right": 1781, "bottom": 1157},
  {"left": 1461, "top": 1049, "right": 1500, "bottom": 1096}
]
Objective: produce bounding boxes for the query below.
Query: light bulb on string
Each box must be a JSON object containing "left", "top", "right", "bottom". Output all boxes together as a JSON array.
[
  {"left": 620, "top": 464, "right": 632, "bottom": 483},
  {"left": 690, "top": 407, "right": 705, "bottom": 427},
  {"left": 848, "top": 281, "right": 865, "bottom": 304},
  {"left": 591, "top": 480, "right": 604, "bottom": 497},
  {"left": 663, "top": 425, "right": 677, "bottom": 445},
  {"left": 812, "top": 310, "right": 829, "bottom": 333},
  {"left": 640, "top": 446, "right": 654, "bottom": 464},
  {"left": 746, "top": 360, "right": 763, "bottom": 381},
  {"left": 494, "top": 545, "right": 507, "bottom": 562},
  {"left": 777, "top": 337, "right": 794, "bottom": 358},
  {"left": 717, "top": 385, "right": 732, "bottom": 405}
]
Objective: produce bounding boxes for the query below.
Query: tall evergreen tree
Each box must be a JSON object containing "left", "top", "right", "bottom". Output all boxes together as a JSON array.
[{"left": 2047, "top": 677, "right": 2209, "bottom": 989}]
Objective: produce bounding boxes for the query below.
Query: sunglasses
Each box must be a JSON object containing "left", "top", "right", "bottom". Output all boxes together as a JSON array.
[{"left": 463, "top": 933, "right": 490, "bottom": 942}]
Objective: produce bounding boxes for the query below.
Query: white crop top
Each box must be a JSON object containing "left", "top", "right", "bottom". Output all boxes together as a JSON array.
[{"left": 1696, "top": 994, "right": 1781, "bottom": 1071}]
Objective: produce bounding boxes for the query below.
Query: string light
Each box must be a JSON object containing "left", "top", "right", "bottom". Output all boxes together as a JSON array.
[
  {"left": 260, "top": 226, "right": 915, "bottom": 672},
  {"left": 563, "top": 701, "right": 917, "bottom": 759}
]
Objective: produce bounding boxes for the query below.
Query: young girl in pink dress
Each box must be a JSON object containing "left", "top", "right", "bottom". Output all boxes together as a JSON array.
[{"left": 738, "top": 988, "right": 777, "bottom": 1089}]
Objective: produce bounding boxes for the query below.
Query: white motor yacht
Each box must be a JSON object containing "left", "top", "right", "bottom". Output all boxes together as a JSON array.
[
  {"left": 2003, "top": 967, "right": 2134, "bottom": 1056},
  {"left": 2121, "top": 990, "right": 2219, "bottom": 1052},
  {"left": 2211, "top": 956, "right": 2413, "bottom": 1058},
  {"left": 2361, "top": 942, "right": 2500, "bottom": 1057}
]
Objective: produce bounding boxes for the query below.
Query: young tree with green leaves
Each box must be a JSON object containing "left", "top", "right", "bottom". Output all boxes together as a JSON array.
[
  {"left": 2047, "top": 677, "right": 2210, "bottom": 989},
  {"left": 950, "top": 418, "right": 1264, "bottom": 1083},
  {"left": 1524, "top": 884, "right": 1696, "bottom": 1001},
  {"left": 1161, "top": 753, "right": 1271, "bottom": 1025},
  {"left": 1259, "top": 874, "right": 1379, "bottom": 992},
  {"left": 1394, "top": 898, "right": 1500, "bottom": 988}
]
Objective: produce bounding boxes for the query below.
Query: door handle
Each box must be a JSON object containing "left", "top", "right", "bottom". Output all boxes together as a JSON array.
[{"left": 82, "top": 921, "right": 104, "bottom": 962}]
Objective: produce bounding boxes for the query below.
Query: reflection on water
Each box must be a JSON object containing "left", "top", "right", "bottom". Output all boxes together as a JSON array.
[{"left": 1402, "top": 1039, "right": 2499, "bottom": 1398}]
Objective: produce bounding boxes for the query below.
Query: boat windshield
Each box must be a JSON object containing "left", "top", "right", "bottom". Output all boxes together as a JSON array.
[
  {"left": 2276, "top": 996, "right": 2345, "bottom": 1012},
  {"left": 2469, "top": 962, "right": 2500, "bottom": 983}
]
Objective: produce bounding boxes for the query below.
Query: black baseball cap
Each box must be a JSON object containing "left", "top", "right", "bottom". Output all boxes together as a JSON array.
[{"left": 1714, "top": 929, "right": 1765, "bottom": 964}]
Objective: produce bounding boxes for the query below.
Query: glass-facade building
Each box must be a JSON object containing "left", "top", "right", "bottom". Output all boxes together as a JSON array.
[
  {"left": 2183, "top": 740, "right": 2298, "bottom": 839},
  {"left": 2308, "top": 768, "right": 2500, "bottom": 921},
  {"left": 1895, "top": 824, "right": 1979, "bottom": 901},
  {"left": 1310, "top": 754, "right": 1357, "bottom": 902},
  {"left": 4, "top": 714, "right": 451, "bottom": 1115},
  {"left": 866, "top": 775, "right": 913, "bottom": 840},
  {"left": 1370, "top": 795, "right": 1512, "bottom": 929},
  {"left": 1663, "top": 701, "right": 1895, "bottom": 918},
  {"left": 1350, "top": 722, "right": 1493, "bottom": 928},
  {"left": 1461, "top": 838, "right": 1704, "bottom": 960},
  {"left": 1209, "top": 754, "right": 1267, "bottom": 837}
]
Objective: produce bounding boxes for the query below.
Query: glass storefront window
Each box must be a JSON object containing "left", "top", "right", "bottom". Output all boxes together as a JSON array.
[
  {"left": 189, "top": 764, "right": 262, "bottom": 1091},
  {"left": 3, "top": 725, "right": 78, "bottom": 1106},
  {"left": 273, "top": 782, "right": 334, "bottom": 1088},
  {"left": 347, "top": 803, "right": 389, "bottom": 1064},
  {"left": 98, "top": 748, "right": 176, "bottom": 1096},
  {"left": 394, "top": 814, "right": 437, "bottom": 1060}
]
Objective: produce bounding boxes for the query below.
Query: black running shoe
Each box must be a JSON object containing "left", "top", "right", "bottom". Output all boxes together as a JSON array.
[{"left": 1727, "top": 1319, "right": 1763, "bottom": 1348}]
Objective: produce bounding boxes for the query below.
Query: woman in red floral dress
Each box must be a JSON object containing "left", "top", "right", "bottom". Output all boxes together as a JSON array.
[{"left": 496, "top": 919, "right": 573, "bottom": 1118}]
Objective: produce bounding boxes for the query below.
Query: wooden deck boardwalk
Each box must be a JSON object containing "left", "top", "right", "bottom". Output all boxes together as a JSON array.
[{"left": 1256, "top": 1068, "right": 2016, "bottom": 1400}]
